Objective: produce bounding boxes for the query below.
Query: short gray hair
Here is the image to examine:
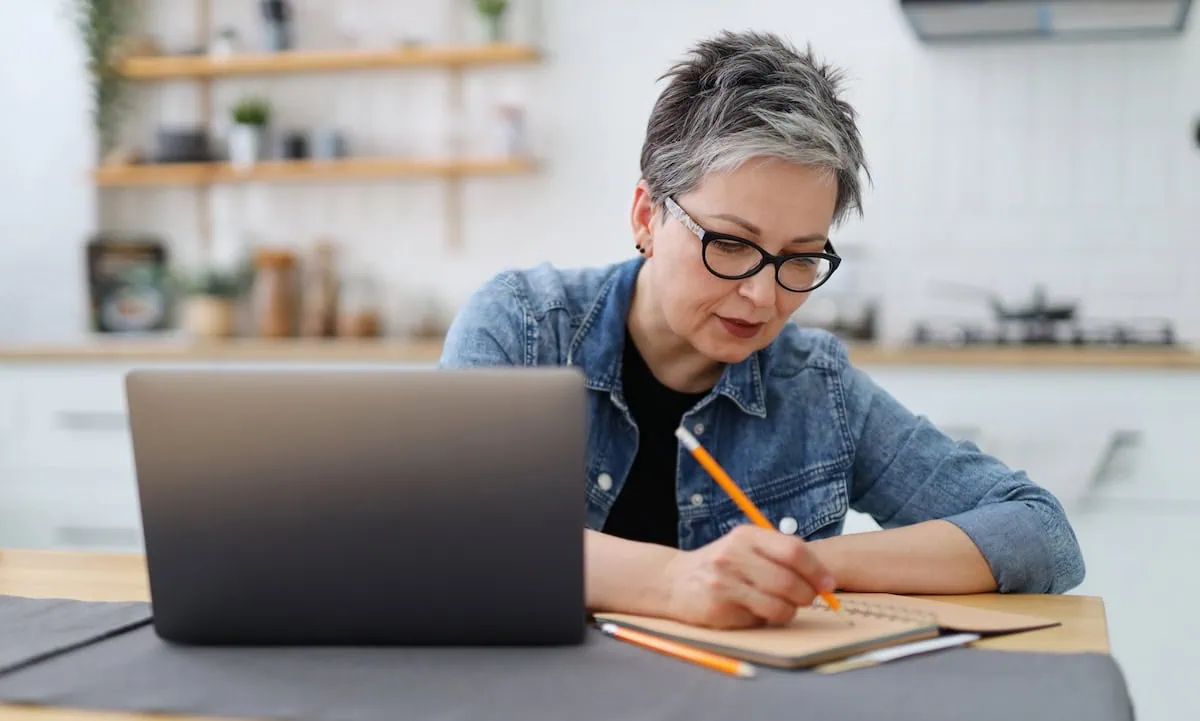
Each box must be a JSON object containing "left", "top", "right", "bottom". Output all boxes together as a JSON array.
[{"left": 639, "top": 30, "right": 869, "bottom": 226}]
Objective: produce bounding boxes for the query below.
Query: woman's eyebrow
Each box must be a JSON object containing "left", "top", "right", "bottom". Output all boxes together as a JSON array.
[
  {"left": 710, "top": 212, "right": 762, "bottom": 236},
  {"left": 709, "top": 213, "right": 828, "bottom": 244}
]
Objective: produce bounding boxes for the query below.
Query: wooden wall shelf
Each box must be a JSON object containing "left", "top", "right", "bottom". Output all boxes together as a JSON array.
[
  {"left": 119, "top": 43, "right": 541, "bottom": 79},
  {"left": 99, "top": 1, "right": 543, "bottom": 252},
  {"left": 93, "top": 157, "right": 536, "bottom": 187}
]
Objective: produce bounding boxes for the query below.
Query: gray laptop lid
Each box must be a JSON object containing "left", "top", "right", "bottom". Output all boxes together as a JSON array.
[{"left": 125, "top": 366, "right": 587, "bottom": 647}]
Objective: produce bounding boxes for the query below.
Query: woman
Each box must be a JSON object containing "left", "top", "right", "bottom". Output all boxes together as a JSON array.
[{"left": 440, "top": 30, "right": 1084, "bottom": 629}]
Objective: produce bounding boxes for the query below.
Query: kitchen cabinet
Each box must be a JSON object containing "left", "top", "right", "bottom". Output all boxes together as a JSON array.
[
  {"left": 0, "top": 359, "right": 427, "bottom": 553},
  {"left": 0, "top": 367, "right": 134, "bottom": 473},
  {"left": 2, "top": 357, "right": 1199, "bottom": 553},
  {"left": 866, "top": 366, "right": 1200, "bottom": 506},
  {"left": 1068, "top": 499, "right": 1200, "bottom": 721},
  {"left": 0, "top": 469, "right": 141, "bottom": 552},
  {"left": 0, "top": 365, "right": 138, "bottom": 551}
]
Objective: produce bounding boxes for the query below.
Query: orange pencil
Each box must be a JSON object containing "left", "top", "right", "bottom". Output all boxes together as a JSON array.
[
  {"left": 675, "top": 426, "right": 843, "bottom": 613},
  {"left": 599, "top": 622, "right": 756, "bottom": 678}
]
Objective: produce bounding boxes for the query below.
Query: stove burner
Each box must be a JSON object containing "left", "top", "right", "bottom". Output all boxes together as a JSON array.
[{"left": 910, "top": 318, "right": 1178, "bottom": 348}]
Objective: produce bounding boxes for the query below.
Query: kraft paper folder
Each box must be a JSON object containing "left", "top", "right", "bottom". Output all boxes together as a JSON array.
[{"left": 594, "top": 593, "right": 1059, "bottom": 669}]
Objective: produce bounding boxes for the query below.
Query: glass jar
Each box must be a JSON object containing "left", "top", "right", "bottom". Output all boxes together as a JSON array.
[
  {"left": 337, "top": 272, "right": 383, "bottom": 338},
  {"left": 252, "top": 248, "right": 297, "bottom": 338}
]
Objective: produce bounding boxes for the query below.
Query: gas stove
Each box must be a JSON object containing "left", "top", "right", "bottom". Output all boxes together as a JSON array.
[{"left": 910, "top": 317, "right": 1178, "bottom": 348}]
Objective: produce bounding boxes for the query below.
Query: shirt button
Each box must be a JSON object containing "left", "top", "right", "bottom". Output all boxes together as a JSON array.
[
  {"left": 778, "top": 516, "right": 799, "bottom": 535},
  {"left": 692, "top": 422, "right": 705, "bottom": 435},
  {"left": 690, "top": 493, "right": 704, "bottom": 506},
  {"left": 597, "top": 473, "right": 613, "bottom": 492}
]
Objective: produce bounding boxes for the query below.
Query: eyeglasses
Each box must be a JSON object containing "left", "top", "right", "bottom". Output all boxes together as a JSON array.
[{"left": 663, "top": 196, "right": 841, "bottom": 293}]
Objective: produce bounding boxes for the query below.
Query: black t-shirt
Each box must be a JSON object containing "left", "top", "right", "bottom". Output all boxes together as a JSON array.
[{"left": 602, "top": 331, "right": 707, "bottom": 548}]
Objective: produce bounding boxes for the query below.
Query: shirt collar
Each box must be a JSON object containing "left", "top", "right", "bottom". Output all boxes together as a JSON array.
[{"left": 566, "top": 257, "right": 767, "bottom": 418}]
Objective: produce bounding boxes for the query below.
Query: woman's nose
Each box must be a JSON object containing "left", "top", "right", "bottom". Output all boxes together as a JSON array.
[{"left": 738, "top": 266, "right": 776, "bottom": 308}]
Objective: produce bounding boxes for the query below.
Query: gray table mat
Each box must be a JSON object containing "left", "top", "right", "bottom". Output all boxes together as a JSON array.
[
  {"left": 0, "top": 620, "right": 1134, "bottom": 721},
  {"left": 0, "top": 594, "right": 151, "bottom": 674}
]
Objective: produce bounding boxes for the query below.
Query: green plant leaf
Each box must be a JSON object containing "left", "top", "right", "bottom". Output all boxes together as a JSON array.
[
  {"left": 68, "top": 0, "right": 138, "bottom": 158},
  {"left": 232, "top": 96, "right": 272, "bottom": 126},
  {"left": 171, "top": 261, "right": 255, "bottom": 299},
  {"left": 474, "top": 0, "right": 509, "bottom": 18}
]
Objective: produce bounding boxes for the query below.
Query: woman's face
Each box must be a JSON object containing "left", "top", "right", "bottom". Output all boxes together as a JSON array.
[{"left": 633, "top": 157, "right": 840, "bottom": 364}]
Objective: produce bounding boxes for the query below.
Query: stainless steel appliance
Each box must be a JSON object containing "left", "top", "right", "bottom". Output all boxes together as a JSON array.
[{"left": 912, "top": 282, "right": 1179, "bottom": 347}]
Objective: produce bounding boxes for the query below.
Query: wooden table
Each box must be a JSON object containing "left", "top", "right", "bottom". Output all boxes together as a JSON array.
[{"left": 0, "top": 548, "right": 1112, "bottom": 721}]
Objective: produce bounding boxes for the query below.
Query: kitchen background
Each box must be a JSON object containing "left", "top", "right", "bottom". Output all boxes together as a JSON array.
[
  {"left": 1, "top": 0, "right": 1198, "bottom": 345},
  {"left": 1, "top": 1, "right": 1199, "bottom": 719}
]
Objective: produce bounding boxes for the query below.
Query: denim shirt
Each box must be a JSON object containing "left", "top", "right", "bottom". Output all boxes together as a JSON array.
[{"left": 439, "top": 257, "right": 1085, "bottom": 594}]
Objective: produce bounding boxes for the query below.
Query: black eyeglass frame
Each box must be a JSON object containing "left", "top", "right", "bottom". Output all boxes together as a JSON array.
[{"left": 663, "top": 195, "right": 842, "bottom": 293}]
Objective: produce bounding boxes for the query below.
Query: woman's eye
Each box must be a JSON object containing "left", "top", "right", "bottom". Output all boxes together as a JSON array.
[{"left": 710, "top": 240, "right": 750, "bottom": 255}]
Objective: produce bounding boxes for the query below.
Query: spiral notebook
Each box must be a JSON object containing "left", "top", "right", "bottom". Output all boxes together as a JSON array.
[{"left": 593, "top": 594, "right": 1059, "bottom": 669}]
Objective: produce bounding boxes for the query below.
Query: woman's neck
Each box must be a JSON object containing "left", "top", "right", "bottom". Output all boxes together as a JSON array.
[{"left": 626, "top": 266, "right": 724, "bottom": 395}]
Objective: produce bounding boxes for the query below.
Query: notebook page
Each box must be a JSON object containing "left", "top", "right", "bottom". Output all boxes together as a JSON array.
[
  {"left": 833, "top": 594, "right": 1060, "bottom": 634},
  {"left": 595, "top": 602, "right": 938, "bottom": 668}
]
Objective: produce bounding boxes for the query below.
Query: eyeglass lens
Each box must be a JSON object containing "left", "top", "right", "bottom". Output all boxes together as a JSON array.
[{"left": 703, "top": 238, "right": 833, "bottom": 291}]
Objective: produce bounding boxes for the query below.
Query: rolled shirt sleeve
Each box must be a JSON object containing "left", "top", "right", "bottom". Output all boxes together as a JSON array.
[{"left": 841, "top": 360, "right": 1086, "bottom": 594}]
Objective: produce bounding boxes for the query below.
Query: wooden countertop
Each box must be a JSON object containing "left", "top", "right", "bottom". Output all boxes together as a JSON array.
[
  {"left": 0, "top": 549, "right": 1111, "bottom": 721},
  {"left": 847, "top": 343, "right": 1200, "bottom": 369},
  {"left": 0, "top": 338, "right": 447, "bottom": 363},
  {"left": 0, "top": 337, "right": 1196, "bottom": 369}
]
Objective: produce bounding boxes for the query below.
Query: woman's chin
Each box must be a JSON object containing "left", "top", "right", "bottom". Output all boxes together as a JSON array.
[{"left": 692, "top": 334, "right": 762, "bottom": 365}]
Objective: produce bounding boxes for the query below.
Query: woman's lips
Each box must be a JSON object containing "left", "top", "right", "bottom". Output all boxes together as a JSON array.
[{"left": 717, "top": 316, "right": 764, "bottom": 339}]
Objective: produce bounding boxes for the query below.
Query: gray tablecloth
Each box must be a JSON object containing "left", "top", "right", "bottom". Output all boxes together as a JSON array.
[
  {"left": 0, "top": 594, "right": 151, "bottom": 674},
  {"left": 0, "top": 603, "right": 1135, "bottom": 721}
]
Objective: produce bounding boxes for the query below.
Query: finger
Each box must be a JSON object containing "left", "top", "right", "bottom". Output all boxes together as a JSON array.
[
  {"left": 727, "top": 578, "right": 798, "bottom": 625},
  {"left": 732, "top": 544, "right": 818, "bottom": 608},
  {"left": 750, "top": 528, "right": 837, "bottom": 593}
]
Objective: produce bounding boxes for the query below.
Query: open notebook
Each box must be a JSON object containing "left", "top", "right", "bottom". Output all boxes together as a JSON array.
[{"left": 593, "top": 593, "right": 1059, "bottom": 669}]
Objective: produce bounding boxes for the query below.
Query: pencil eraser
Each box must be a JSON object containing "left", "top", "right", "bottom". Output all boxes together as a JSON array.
[{"left": 675, "top": 426, "right": 700, "bottom": 450}]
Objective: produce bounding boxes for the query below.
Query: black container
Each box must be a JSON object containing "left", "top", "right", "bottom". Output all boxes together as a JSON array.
[
  {"left": 282, "top": 132, "right": 309, "bottom": 159},
  {"left": 260, "top": 0, "right": 292, "bottom": 51},
  {"left": 260, "top": 0, "right": 290, "bottom": 21},
  {"left": 154, "top": 126, "right": 212, "bottom": 163}
]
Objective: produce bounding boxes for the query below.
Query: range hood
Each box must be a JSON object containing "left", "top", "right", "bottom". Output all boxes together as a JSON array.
[{"left": 900, "top": 0, "right": 1193, "bottom": 42}]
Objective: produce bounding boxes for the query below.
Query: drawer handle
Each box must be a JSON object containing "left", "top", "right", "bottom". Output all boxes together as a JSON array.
[
  {"left": 56, "top": 411, "right": 128, "bottom": 431},
  {"left": 55, "top": 525, "right": 142, "bottom": 549},
  {"left": 1091, "top": 430, "right": 1142, "bottom": 487}
]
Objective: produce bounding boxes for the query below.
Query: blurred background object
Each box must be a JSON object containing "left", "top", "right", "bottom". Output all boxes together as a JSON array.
[
  {"left": 85, "top": 235, "right": 171, "bottom": 335},
  {"left": 16, "top": 0, "right": 1195, "bottom": 349}
]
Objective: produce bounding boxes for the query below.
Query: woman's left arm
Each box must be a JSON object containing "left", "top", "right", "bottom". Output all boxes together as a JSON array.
[
  {"left": 826, "top": 357, "right": 1086, "bottom": 595},
  {"left": 808, "top": 519, "right": 998, "bottom": 594}
]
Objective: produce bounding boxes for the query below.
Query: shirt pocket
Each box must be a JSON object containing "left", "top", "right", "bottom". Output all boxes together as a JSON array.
[{"left": 713, "top": 457, "right": 851, "bottom": 540}]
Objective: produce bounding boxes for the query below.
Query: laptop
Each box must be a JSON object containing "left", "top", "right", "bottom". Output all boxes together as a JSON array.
[{"left": 124, "top": 366, "right": 588, "bottom": 647}]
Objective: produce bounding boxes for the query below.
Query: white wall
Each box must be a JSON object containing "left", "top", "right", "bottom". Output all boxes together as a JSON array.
[
  {"left": 0, "top": 1, "right": 94, "bottom": 342},
  {"left": 1, "top": 0, "right": 1198, "bottom": 342}
]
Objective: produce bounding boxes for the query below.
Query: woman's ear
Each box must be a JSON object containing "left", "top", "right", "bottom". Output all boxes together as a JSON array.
[{"left": 629, "top": 180, "right": 656, "bottom": 257}]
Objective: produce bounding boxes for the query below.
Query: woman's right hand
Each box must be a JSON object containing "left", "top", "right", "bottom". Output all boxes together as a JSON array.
[{"left": 659, "top": 524, "right": 837, "bottom": 629}]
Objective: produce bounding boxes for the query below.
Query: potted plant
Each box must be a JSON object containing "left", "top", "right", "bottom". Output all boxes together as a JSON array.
[
  {"left": 70, "top": 0, "right": 139, "bottom": 162},
  {"left": 228, "top": 96, "right": 271, "bottom": 169},
  {"left": 473, "top": 0, "right": 509, "bottom": 43},
  {"left": 174, "top": 264, "right": 252, "bottom": 339}
]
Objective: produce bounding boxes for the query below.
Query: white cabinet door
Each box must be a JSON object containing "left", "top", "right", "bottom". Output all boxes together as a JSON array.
[
  {"left": 0, "top": 366, "right": 134, "bottom": 473},
  {"left": 0, "top": 467, "right": 141, "bottom": 552},
  {"left": 1068, "top": 500, "right": 1200, "bottom": 721},
  {"left": 867, "top": 367, "right": 1200, "bottom": 505},
  {"left": 0, "top": 368, "right": 24, "bottom": 469}
]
